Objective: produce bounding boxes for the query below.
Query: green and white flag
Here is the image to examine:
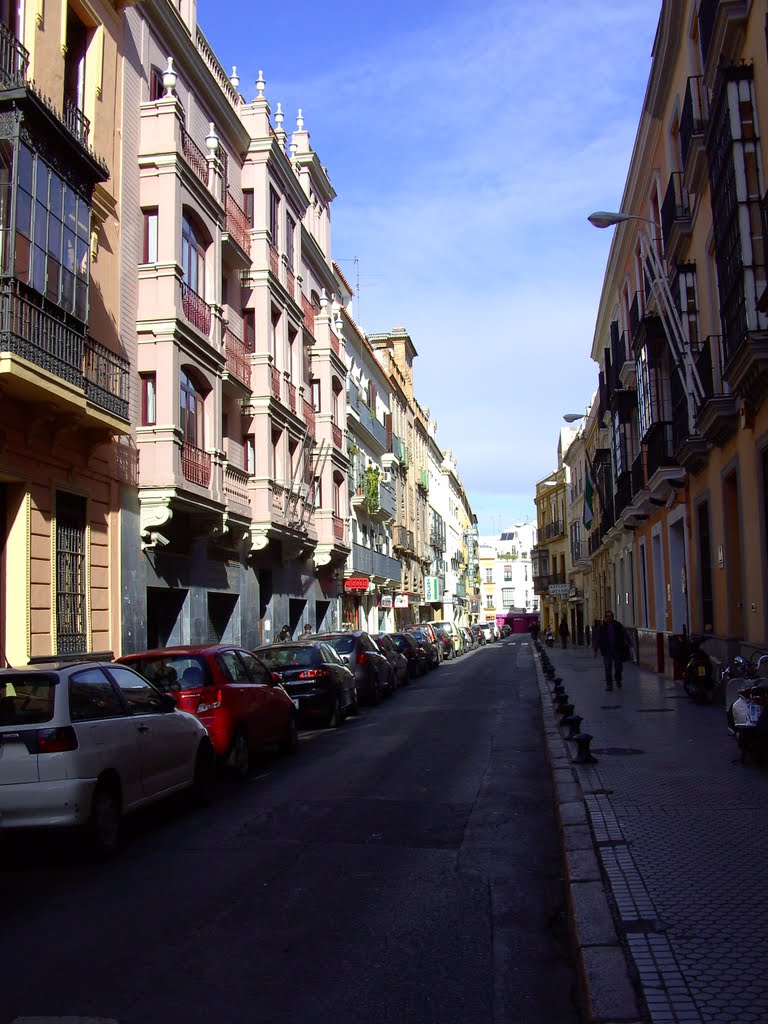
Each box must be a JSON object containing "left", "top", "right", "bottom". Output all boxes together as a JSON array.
[{"left": 583, "top": 462, "right": 594, "bottom": 529}]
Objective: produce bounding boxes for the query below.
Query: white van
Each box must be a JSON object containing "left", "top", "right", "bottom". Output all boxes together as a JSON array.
[{"left": 432, "top": 621, "right": 463, "bottom": 656}]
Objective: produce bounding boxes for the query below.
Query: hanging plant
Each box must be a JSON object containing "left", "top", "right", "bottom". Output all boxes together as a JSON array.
[{"left": 363, "top": 465, "right": 380, "bottom": 515}]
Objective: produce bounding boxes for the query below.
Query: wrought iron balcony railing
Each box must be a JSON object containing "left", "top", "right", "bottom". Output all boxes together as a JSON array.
[
  {"left": 680, "top": 76, "right": 708, "bottom": 168},
  {"left": 0, "top": 21, "right": 28, "bottom": 88},
  {"left": 83, "top": 335, "right": 129, "bottom": 420},
  {"left": 661, "top": 171, "right": 691, "bottom": 250},
  {"left": 225, "top": 191, "right": 250, "bottom": 253},
  {"left": 181, "top": 282, "right": 211, "bottom": 336},
  {"left": 223, "top": 327, "right": 250, "bottom": 387},
  {"left": 181, "top": 441, "right": 211, "bottom": 487}
]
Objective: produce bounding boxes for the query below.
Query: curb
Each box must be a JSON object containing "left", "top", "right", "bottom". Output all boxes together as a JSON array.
[{"left": 534, "top": 649, "right": 648, "bottom": 1024}]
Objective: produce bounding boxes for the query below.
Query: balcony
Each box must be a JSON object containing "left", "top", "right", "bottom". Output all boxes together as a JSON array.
[
  {"left": 680, "top": 76, "right": 709, "bottom": 193},
  {"left": 181, "top": 282, "right": 211, "bottom": 337},
  {"left": 0, "top": 280, "right": 130, "bottom": 431},
  {"left": 630, "top": 291, "right": 666, "bottom": 359},
  {"left": 181, "top": 442, "right": 211, "bottom": 488},
  {"left": 393, "top": 525, "right": 415, "bottom": 553},
  {"left": 699, "top": 0, "right": 751, "bottom": 84},
  {"left": 660, "top": 172, "right": 692, "bottom": 265},
  {"left": 349, "top": 542, "right": 402, "bottom": 584},
  {"left": 346, "top": 379, "right": 388, "bottom": 450},
  {"left": 539, "top": 519, "right": 564, "bottom": 542},
  {"left": 271, "top": 366, "right": 281, "bottom": 401},
  {"left": 301, "top": 293, "right": 315, "bottom": 336},
  {"left": 417, "top": 467, "right": 429, "bottom": 492},
  {"left": 181, "top": 127, "right": 209, "bottom": 188},
  {"left": 303, "top": 398, "right": 315, "bottom": 438},
  {"left": 223, "top": 192, "right": 250, "bottom": 266},
  {"left": 614, "top": 470, "right": 633, "bottom": 520},
  {"left": 695, "top": 335, "right": 738, "bottom": 445},
  {"left": 0, "top": 22, "right": 28, "bottom": 88},
  {"left": 223, "top": 328, "right": 251, "bottom": 389},
  {"left": 331, "top": 422, "right": 343, "bottom": 450}
]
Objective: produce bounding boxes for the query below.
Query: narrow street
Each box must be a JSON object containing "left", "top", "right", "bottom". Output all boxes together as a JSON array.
[{"left": 1, "top": 640, "right": 579, "bottom": 1024}]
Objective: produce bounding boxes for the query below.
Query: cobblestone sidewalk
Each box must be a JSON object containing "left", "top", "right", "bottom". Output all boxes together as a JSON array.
[{"left": 535, "top": 641, "right": 768, "bottom": 1024}]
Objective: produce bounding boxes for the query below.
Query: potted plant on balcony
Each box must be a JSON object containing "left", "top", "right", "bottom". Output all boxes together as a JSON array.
[{"left": 363, "top": 465, "right": 380, "bottom": 516}]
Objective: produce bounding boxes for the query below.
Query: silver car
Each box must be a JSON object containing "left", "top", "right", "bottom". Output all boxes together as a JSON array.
[{"left": 0, "top": 661, "right": 214, "bottom": 854}]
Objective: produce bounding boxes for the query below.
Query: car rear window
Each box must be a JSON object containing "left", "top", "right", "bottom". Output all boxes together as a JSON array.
[
  {"left": 0, "top": 674, "right": 57, "bottom": 725},
  {"left": 324, "top": 636, "right": 354, "bottom": 655},
  {"left": 259, "top": 646, "right": 316, "bottom": 670},
  {"left": 120, "top": 655, "right": 210, "bottom": 692}
]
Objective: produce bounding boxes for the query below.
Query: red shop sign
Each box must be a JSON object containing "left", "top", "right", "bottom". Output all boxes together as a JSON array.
[{"left": 344, "top": 576, "right": 370, "bottom": 592}]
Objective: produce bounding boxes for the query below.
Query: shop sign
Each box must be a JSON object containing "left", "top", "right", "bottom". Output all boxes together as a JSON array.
[
  {"left": 424, "top": 575, "right": 444, "bottom": 603},
  {"left": 394, "top": 594, "right": 409, "bottom": 608},
  {"left": 344, "top": 576, "right": 370, "bottom": 592},
  {"left": 548, "top": 584, "right": 570, "bottom": 597},
  {"left": 379, "top": 594, "right": 393, "bottom": 608}
]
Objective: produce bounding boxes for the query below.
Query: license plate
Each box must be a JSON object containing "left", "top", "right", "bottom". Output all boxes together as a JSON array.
[
  {"left": 747, "top": 703, "right": 762, "bottom": 724},
  {"left": 698, "top": 665, "right": 707, "bottom": 677}
]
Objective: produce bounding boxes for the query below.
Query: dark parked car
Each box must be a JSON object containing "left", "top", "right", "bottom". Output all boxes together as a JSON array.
[
  {"left": 389, "top": 632, "right": 428, "bottom": 678},
  {"left": 373, "top": 633, "right": 409, "bottom": 687},
  {"left": 405, "top": 627, "right": 440, "bottom": 670},
  {"left": 117, "top": 645, "right": 298, "bottom": 778},
  {"left": 254, "top": 641, "right": 358, "bottom": 727},
  {"left": 460, "top": 626, "right": 476, "bottom": 651},
  {"left": 470, "top": 624, "right": 485, "bottom": 647},
  {"left": 319, "top": 631, "right": 392, "bottom": 703}
]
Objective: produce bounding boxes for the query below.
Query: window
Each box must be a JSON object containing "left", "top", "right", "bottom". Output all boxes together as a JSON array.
[
  {"left": 149, "top": 65, "right": 164, "bottom": 101},
  {"left": 181, "top": 214, "right": 205, "bottom": 295},
  {"left": 286, "top": 213, "right": 295, "bottom": 267},
  {"left": 269, "top": 186, "right": 279, "bottom": 247},
  {"left": 502, "top": 588, "right": 514, "bottom": 608},
  {"left": 180, "top": 370, "right": 202, "bottom": 446},
  {"left": 245, "top": 434, "right": 255, "bottom": 475},
  {"left": 7, "top": 142, "right": 91, "bottom": 320},
  {"left": 243, "top": 309, "right": 255, "bottom": 352},
  {"left": 55, "top": 491, "right": 87, "bottom": 655},
  {"left": 243, "top": 189, "right": 254, "bottom": 228},
  {"left": 69, "top": 668, "right": 124, "bottom": 720},
  {"left": 311, "top": 379, "right": 321, "bottom": 413},
  {"left": 63, "top": 5, "right": 89, "bottom": 116},
  {"left": 108, "top": 665, "right": 168, "bottom": 714},
  {"left": 503, "top": 565, "right": 512, "bottom": 581},
  {"left": 485, "top": 568, "right": 493, "bottom": 583},
  {"left": 142, "top": 208, "right": 158, "bottom": 263},
  {"left": 485, "top": 595, "right": 494, "bottom": 609},
  {"left": 141, "top": 373, "right": 156, "bottom": 426}
]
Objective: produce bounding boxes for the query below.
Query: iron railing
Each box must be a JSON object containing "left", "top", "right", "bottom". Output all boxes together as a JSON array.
[
  {"left": 661, "top": 172, "right": 691, "bottom": 250},
  {"left": 181, "top": 282, "right": 211, "bottom": 336},
  {"left": 83, "top": 335, "right": 129, "bottom": 420},
  {"left": 680, "top": 76, "right": 708, "bottom": 168},
  {"left": 63, "top": 97, "right": 90, "bottom": 149},
  {"left": 0, "top": 21, "right": 28, "bottom": 87},
  {"left": 181, "top": 128, "right": 209, "bottom": 186},
  {"left": 223, "top": 327, "right": 250, "bottom": 386},
  {"left": 225, "top": 191, "right": 250, "bottom": 252},
  {"left": 181, "top": 441, "right": 211, "bottom": 487}
]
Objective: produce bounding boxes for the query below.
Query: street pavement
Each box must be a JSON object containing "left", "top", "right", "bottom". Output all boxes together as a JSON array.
[{"left": 525, "top": 636, "right": 768, "bottom": 1024}]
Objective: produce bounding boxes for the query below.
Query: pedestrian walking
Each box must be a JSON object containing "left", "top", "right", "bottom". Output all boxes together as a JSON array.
[
  {"left": 593, "top": 610, "right": 630, "bottom": 691},
  {"left": 558, "top": 617, "right": 569, "bottom": 649},
  {"left": 530, "top": 621, "right": 540, "bottom": 643}
]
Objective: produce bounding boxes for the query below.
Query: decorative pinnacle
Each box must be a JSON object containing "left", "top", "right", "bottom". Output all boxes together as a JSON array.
[
  {"left": 296, "top": 108, "right": 304, "bottom": 131},
  {"left": 230, "top": 66, "right": 240, "bottom": 90},
  {"left": 256, "top": 70, "right": 265, "bottom": 98},
  {"left": 275, "top": 103, "right": 284, "bottom": 130}
]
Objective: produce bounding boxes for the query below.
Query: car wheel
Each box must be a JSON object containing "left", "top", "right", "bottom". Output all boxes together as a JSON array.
[
  {"left": 369, "top": 673, "right": 382, "bottom": 705},
  {"left": 228, "top": 728, "right": 250, "bottom": 779},
  {"left": 86, "top": 779, "right": 122, "bottom": 857},
  {"left": 191, "top": 741, "right": 216, "bottom": 805},
  {"left": 280, "top": 716, "right": 299, "bottom": 755},
  {"left": 327, "top": 695, "right": 342, "bottom": 728}
]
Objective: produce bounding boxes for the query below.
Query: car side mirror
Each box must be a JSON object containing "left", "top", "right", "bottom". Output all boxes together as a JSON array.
[{"left": 160, "top": 692, "right": 178, "bottom": 711}]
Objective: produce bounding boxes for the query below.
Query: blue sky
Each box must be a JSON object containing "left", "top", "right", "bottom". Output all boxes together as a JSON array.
[{"left": 200, "top": 0, "right": 661, "bottom": 535}]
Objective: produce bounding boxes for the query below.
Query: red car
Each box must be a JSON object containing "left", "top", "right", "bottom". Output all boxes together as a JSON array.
[{"left": 117, "top": 645, "right": 298, "bottom": 777}]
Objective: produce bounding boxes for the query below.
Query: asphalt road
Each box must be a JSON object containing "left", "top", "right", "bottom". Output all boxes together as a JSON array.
[{"left": 1, "top": 637, "right": 580, "bottom": 1024}]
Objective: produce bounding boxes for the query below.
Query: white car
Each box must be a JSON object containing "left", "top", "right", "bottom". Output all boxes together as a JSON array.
[
  {"left": 0, "top": 661, "right": 214, "bottom": 854},
  {"left": 478, "top": 622, "right": 496, "bottom": 643}
]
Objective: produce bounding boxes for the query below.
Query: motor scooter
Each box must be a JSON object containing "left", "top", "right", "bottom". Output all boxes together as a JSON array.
[
  {"left": 725, "top": 653, "right": 768, "bottom": 761},
  {"left": 544, "top": 630, "right": 554, "bottom": 648},
  {"left": 682, "top": 633, "right": 718, "bottom": 703}
]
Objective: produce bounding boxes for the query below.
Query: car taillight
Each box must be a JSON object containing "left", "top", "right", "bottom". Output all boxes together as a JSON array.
[
  {"left": 196, "top": 688, "right": 222, "bottom": 713},
  {"left": 297, "top": 668, "right": 332, "bottom": 679},
  {"left": 35, "top": 726, "right": 79, "bottom": 753},
  {"left": 356, "top": 652, "right": 367, "bottom": 665}
]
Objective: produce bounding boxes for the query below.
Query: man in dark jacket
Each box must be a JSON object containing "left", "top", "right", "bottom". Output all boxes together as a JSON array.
[{"left": 593, "top": 610, "right": 630, "bottom": 690}]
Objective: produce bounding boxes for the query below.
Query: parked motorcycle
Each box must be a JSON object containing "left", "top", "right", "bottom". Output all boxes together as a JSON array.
[
  {"left": 725, "top": 653, "right": 768, "bottom": 761},
  {"left": 681, "top": 634, "right": 718, "bottom": 703},
  {"left": 544, "top": 631, "right": 554, "bottom": 648}
]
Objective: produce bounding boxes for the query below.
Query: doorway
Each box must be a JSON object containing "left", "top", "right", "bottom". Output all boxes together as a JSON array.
[{"left": 147, "top": 587, "right": 187, "bottom": 649}]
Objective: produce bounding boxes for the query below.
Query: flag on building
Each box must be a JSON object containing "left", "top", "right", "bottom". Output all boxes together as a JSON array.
[{"left": 583, "top": 462, "right": 595, "bottom": 529}]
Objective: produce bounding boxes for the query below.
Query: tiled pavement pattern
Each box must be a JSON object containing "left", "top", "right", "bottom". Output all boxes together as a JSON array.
[{"left": 531, "top": 641, "right": 768, "bottom": 1024}]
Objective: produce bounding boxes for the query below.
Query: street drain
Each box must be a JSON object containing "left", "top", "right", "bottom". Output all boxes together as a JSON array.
[{"left": 591, "top": 747, "right": 645, "bottom": 755}]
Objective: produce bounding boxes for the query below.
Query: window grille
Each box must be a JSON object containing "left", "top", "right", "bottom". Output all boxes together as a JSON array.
[{"left": 56, "top": 491, "right": 87, "bottom": 654}]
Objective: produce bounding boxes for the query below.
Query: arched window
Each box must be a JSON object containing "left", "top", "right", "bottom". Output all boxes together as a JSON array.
[
  {"left": 180, "top": 369, "right": 203, "bottom": 446},
  {"left": 182, "top": 214, "right": 206, "bottom": 296}
]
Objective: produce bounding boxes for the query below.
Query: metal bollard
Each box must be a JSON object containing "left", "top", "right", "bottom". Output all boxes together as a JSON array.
[
  {"left": 553, "top": 692, "right": 568, "bottom": 707},
  {"left": 557, "top": 702, "right": 575, "bottom": 720},
  {"left": 563, "top": 714, "right": 583, "bottom": 739},
  {"left": 572, "top": 732, "right": 598, "bottom": 764}
]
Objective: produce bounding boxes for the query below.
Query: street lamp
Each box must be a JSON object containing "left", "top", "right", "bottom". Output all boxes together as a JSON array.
[
  {"left": 587, "top": 210, "right": 659, "bottom": 230},
  {"left": 563, "top": 413, "right": 584, "bottom": 423}
]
